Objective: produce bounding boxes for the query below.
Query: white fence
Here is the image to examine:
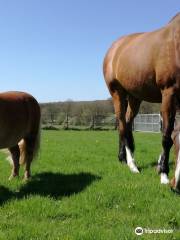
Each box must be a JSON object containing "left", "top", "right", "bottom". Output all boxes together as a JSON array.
[{"left": 134, "top": 114, "right": 161, "bottom": 132}]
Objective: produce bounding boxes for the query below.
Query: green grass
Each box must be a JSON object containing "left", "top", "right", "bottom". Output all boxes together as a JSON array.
[{"left": 0, "top": 130, "right": 179, "bottom": 240}]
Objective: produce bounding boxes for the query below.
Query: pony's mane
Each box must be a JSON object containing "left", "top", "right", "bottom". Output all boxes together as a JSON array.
[{"left": 169, "top": 12, "right": 180, "bottom": 23}]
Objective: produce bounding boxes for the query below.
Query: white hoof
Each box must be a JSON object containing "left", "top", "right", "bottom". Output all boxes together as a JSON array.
[
  {"left": 160, "top": 173, "right": 169, "bottom": 184},
  {"left": 125, "top": 146, "right": 139, "bottom": 173},
  {"left": 8, "top": 174, "right": 19, "bottom": 180},
  {"left": 129, "top": 163, "right": 140, "bottom": 173}
]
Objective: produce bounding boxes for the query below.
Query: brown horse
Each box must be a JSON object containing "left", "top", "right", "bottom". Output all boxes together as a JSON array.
[
  {"left": 103, "top": 13, "right": 180, "bottom": 188},
  {"left": 0, "top": 91, "right": 41, "bottom": 180}
]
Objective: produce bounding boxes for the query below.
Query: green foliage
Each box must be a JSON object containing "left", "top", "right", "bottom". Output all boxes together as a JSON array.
[
  {"left": 40, "top": 99, "right": 160, "bottom": 128},
  {"left": 0, "top": 131, "right": 179, "bottom": 239}
]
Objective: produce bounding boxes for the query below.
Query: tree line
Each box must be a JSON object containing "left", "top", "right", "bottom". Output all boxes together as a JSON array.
[{"left": 40, "top": 99, "right": 160, "bottom": 129}]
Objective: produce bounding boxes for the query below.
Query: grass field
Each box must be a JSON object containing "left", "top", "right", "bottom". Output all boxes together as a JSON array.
[{"left": 0, "top": 130, "right": 179, "bottom": 240}]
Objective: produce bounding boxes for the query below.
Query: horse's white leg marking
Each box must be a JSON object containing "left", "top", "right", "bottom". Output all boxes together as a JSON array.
[
  {"left": 158, "top": 154, "right": 169, "bottom": 184},
  {"left": 160, "top": 173, "right": 169, "bottom": 184},
  {"left": 175, "top": 133, "right": 180, "bottom": 189},
  {"left": 125, "top": 146, "right": 139, "bottom": 173}
]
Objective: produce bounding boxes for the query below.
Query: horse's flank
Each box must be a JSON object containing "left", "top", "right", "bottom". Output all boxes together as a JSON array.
[{"left": 103, "top": 13, "right": 180, "bottom": 103}]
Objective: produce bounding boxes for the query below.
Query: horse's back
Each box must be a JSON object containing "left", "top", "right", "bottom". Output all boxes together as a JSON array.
[
  {"left": 0, "top": 91, "right": 40, "bottom": 118},
  {"left": 0, "top": 91, "right": 37, "bottom": 103}
]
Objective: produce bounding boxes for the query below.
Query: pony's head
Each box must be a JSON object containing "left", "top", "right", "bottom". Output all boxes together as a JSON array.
[{"left": 171, "top": 124, "right": 180, "bottom": 192}]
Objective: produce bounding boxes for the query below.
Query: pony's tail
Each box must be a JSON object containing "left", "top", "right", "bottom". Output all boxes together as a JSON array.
[
  {"left": 19, "top": 123, "right": 41, "bottom": 165},
  {"left": 32, "top": 123, "right": 41, "bottom": 160}
]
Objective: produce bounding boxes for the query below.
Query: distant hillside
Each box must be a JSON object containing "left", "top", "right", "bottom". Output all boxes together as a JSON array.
[{"left": 40, "top": 99, "right": 160, "bottom": 116}]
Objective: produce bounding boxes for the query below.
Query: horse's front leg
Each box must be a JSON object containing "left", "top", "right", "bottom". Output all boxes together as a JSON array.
[
  {"left": 112, "top": 88, "right": 140, "bottom": 173},
  {"left": 158, "top": 88, "right": 176, "bottom": 184}
]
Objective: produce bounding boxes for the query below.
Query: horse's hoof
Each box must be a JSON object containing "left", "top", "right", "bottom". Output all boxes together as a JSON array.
[
  {"left": 23, "top": 175, "right": 31, "bottom": 182},
  {"left": 23, "top": 177, "right": 30, "bottom": 182},
  {"left": 8, "top": 176, "right": 13, "bottom": 181},
  {"left": 170, "top": 185, "right": 180, "bottom": 194},
  {"left": 130, "top": 166, "right": 140, "bottom": 173},
  {"left": 160, "top": 173, "right": 169, "bottom": 184},
  {"left": 127, "top": 162, "right": 140, "bottom": 173},
  {"left": 170, "top": 178, "right": 180, "bottom": 193},
  {"left": 8, "top": 174, "right": 19, "bottom": 180}
]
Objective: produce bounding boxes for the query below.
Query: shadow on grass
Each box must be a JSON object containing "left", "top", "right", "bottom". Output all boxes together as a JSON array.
[
  {"left": 0, "top": 172, "right": 101, "bottom": 205},
  {"left": 0, "top": 186, "right": 14, "bottom": 205},
  {"left": 19, "top": 172, "right": 101, "bottom": 198}
]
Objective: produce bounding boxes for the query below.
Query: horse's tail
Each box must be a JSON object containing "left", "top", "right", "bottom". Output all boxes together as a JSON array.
[
  {"left": 31, "top": 122, "right": 41, "bottom": 160},
  {"left": 20, "top": 122, "right": 41, "bottom": 165}
]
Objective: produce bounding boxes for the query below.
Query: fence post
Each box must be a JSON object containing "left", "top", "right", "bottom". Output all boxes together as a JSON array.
[
  {"left": 65, "top": 114, "right": 69, "bottom": 130},
  {"left": 50, "top": 113, "right": 54, "bottom": 125},
  {"left": 90, "top": 115, "right": 95, "bottom": 130}
]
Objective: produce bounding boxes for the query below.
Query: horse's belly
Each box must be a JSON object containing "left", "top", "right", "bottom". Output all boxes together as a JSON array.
[
  {"left": 0, "top": 125, "right": 26, "bottom": 149},
  {"left": 0, "top": 135, "right": 23, "bottom": 149},
  {"left": 120, "top": 79, "right": 162, "bottom": 102},
  {"left": 128, "top": 85, "right": 161, "bottom": 102}
]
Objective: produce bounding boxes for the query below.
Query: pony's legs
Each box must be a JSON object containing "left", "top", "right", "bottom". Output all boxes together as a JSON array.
[
  {"left": 158, "top": 88, "right": 176, "bottom": 184},
  {"left": 125, "top": 96, "right": 141, "bottom": 172},
  {"left": 8, "top": 145, "right": 20, "bottom": 180},
  {"left": 112, "top": 88, "right": 127, "bottom": 163},
  {"left": 23, "top": 136, "right": 35, "bottom": 180}
]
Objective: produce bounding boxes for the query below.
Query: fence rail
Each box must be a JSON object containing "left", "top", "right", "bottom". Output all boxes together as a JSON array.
[
  {"left": 41, "top": 113, "right": 163, "bottom": 132},
  {"left": 133, "top": 114, "right": 161, "bottom": 132}
]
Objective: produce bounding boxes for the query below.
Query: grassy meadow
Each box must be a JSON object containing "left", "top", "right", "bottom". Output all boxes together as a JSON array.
[{"left": 0, "top": 130, "right": 179, "bottom": 239}]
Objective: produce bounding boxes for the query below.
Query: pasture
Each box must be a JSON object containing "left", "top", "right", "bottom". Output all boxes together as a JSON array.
[{"left": 0, "top": 130, "right": 179, "bottom": 239}]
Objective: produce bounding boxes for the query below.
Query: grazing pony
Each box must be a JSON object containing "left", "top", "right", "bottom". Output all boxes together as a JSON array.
[
  {"left": 103, "top": 13, "right": 180, "bottom": 185},
  {"left": 171, "top": 123, "right": 180, "bottom": 192},
  {"left": 0, "top": 91, "right": 41, "bottom": 180}
]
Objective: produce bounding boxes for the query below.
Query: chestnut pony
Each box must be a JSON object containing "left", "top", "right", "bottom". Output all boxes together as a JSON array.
[
  {"left": 103, "top": 13, "right": 180, "bottom": 188},
  {"left": 0, "top": 91, "right": 41, "bottom": 180}
]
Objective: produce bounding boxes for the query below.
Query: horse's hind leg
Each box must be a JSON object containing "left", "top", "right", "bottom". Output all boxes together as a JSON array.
[
  {"left": 8, "top": 145, "right": 20, "bottom": 180},
  {"left": 111, "top": 87, "right": 128, "bottom": 163},
  {"left": 125, "top": 96, "right": 141, "bottom": 172}
]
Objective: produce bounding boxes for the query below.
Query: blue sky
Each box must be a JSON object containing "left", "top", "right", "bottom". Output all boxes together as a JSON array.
[{"left": 0, "top": 0, "right": 179, "bottom": 102}]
